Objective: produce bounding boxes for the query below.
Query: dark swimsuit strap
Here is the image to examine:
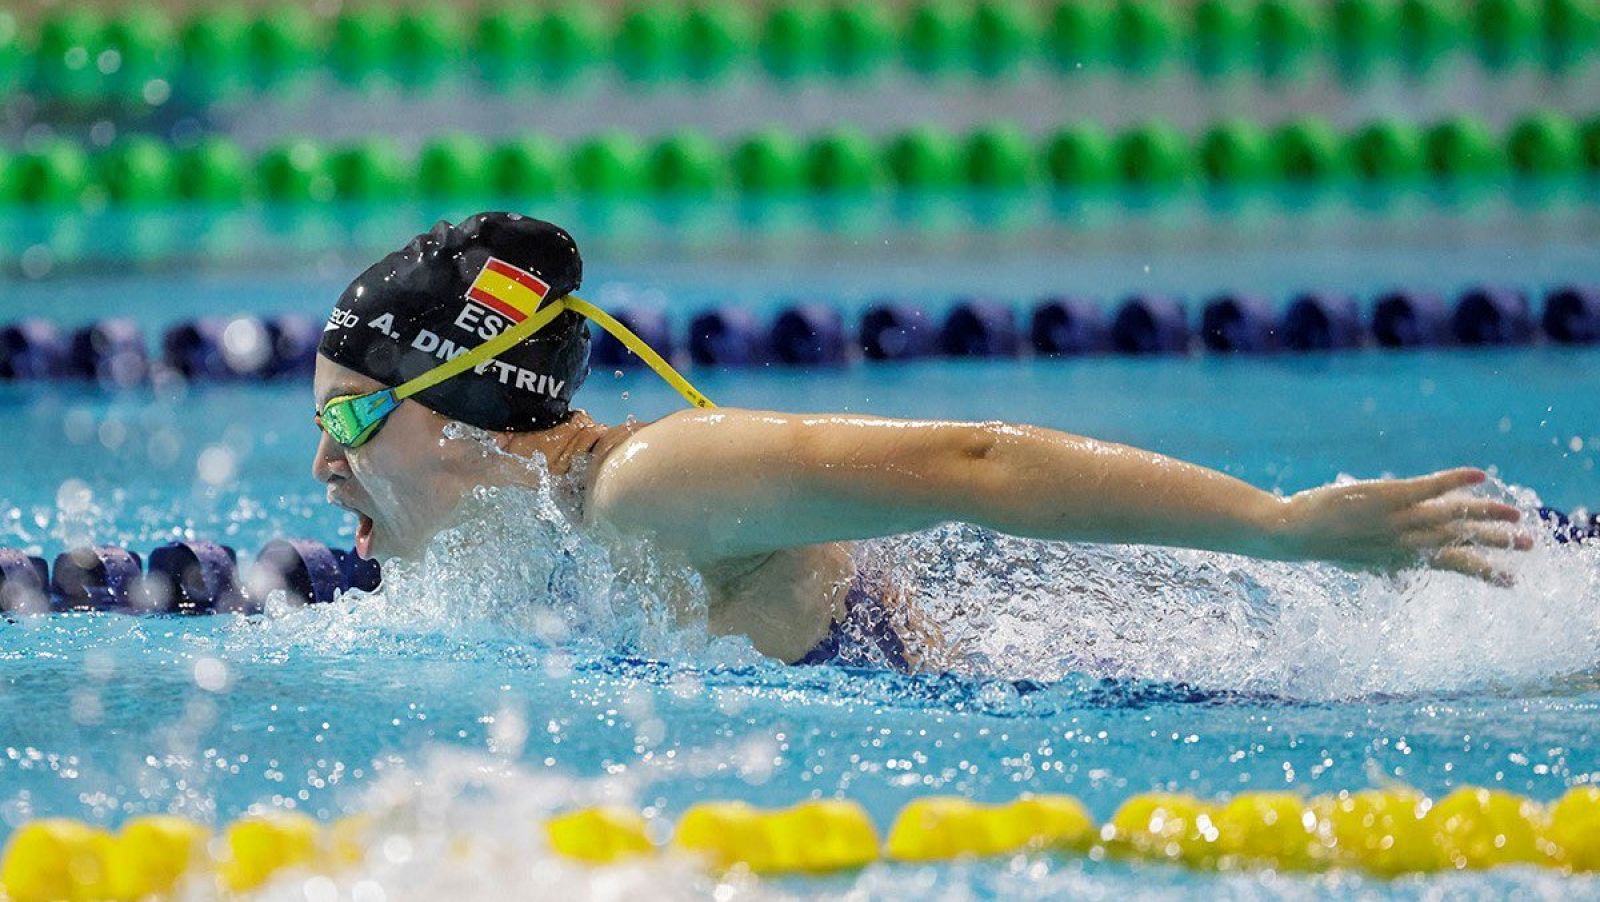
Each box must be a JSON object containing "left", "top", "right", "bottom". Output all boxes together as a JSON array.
[{"left": 795, "top": 574, "right": 912, "bottom": 671}]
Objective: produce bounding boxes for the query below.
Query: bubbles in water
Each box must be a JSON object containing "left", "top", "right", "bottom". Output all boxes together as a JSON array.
[
  {"left": 734, "top": 735, "right": 777, "bottom": 786},
  {"left": 130, "top": 572, "right": 173, "bottom": 613},
  {"left": 96, "top": 418, "right": 128, "bottom": 450},
  {"left": 301, "top": 876, "right": 340, "bottom": 902},
  {"left": 380, "top": 836, "right": 414, "bottom": 866},
  {"left": 486, "top": 706, "right": 529, "bottom": 757},
  {"left": 19, "top": 244, "right": 54, "bottom": 280},
  {"left": 193, "top": 657, "right": 230, "bottom": 693},
  {"left": 197, "top": 445, "right": 238, "bottom": 486},
  {"left": 62, "top": 408, "right": 95, "bottom": 444},
  {"left": 222, "top": 317, "right": 272, "bottom": 374},
  {"left": 141, "top": 78, "right": 171, "bottom": 106},
  {"left": 56, "top": 478, "right": 92, "bottom": 514}
]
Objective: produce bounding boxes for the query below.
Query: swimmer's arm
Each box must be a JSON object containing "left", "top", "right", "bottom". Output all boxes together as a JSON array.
[{"left": 589, "top": 409, "right": 1527, "bottom": 582}]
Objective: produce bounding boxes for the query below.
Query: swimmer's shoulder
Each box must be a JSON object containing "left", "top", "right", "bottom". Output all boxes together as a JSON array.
[
  {"left": 581, "top": 408, "right": 771, "bottom": 537},
  {"left": 579, "top": 410, "right": 690, "bottom": 520},
  {"left": 588, "top": 407, "right": 763, "bottom": 467}
]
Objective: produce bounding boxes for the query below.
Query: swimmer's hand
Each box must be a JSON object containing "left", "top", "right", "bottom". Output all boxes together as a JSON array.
[{"left": 1272, "top": 468, "right": 1531, "bottom": 586}]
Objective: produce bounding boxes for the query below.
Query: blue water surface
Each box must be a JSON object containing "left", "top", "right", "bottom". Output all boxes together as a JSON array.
[{"left": 1, "top": 259, "right": 1599, "bottom": 898}]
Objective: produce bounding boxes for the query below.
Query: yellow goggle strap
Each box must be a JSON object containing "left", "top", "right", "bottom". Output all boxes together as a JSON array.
[
  {"left": 389, "top": 294, "right": 714, "bottom": 411},
  {"left": 390, "top": 298, "right": 570, "bottom": 401},
  {"left": 566, "top": 296, "right": 714, "bottom": 410}
]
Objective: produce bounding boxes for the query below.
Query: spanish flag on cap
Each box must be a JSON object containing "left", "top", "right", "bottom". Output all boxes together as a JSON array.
[{"left": 466, "top": 257, "right": 551, "bottom": 323}]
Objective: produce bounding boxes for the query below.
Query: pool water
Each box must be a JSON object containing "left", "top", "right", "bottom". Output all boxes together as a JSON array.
[{"left": 2, "top": 261, "right": 1599, "bottom": 899}]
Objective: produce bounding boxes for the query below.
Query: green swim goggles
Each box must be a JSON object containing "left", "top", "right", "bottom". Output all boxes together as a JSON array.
[{"left": 315, "top": 295, "right": 712, "bottom": 450}]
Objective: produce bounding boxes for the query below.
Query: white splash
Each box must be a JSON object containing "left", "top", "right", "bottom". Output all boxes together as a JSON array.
[
  {"left": 872, "top": 477, "right": 1600, "bottom": 700},
  {"left": 230, "top": 453, "right": 748, "bottom": 667},
  {"left": 236, "top": 749, "right": 779, "bottom": 902}
]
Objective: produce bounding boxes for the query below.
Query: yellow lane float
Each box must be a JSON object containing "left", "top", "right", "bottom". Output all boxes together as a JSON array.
[
  {"left": 990, "top": 795, "right": 1096, "bottom": 854},
  {"left": 1549, "top": 786, "right": 1600, "bottom": 871},
  {"left": 886, "top": 797, "right": 997, "bottom": 861},
  {"left": 0, "top": 819, "right": 117, "bottom": 902},
  {"left": 1213, "top": 792, "right": 1325, "bottom": 870},
  {"left": 1313, "top": 788, "right": 1439, "bottom": 875},
  {"left": 7, "top": 784, "right": 1600, "bottom": 895},
  {"left": 672, "top": 801, "right": 778, "bottom": 871},
  {"left": 1105, "top": 792, "right": 1220, "bottom": 867},
  {"left": 108, "top": 815, "right": 211, "bottom": 898},
  {"left": 887, "top": 795, "right": 1093, "bottom": 861},
  {"left": 764, "top": 799, "right": 880, "bottom": 872},
  {"left": 1427, "top": 787, "right": 1553, "bottom": 870},
  {"left": 546, "top": 806, "right": 655, "bottom": 864},
  {"left": 219, "top": 812, "right": 322, "bottom": 892},
  {"left": 673, "top": 799, "right": 878, "bottom": 873}
]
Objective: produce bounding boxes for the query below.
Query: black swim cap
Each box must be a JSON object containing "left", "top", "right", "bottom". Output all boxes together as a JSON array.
[{"left": 318, "top": 212, "right": 590, "bottom": 431}]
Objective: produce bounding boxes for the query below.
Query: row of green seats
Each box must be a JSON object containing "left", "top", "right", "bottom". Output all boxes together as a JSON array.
[
  {"left": 3, "top": 0, "right": 1599, "bottom": 105},
  {"left": 2, "top": 113, "right": 1597, "bottom": 206}
]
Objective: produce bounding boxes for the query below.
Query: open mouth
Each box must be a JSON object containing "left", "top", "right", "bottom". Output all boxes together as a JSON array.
[
  {"left": 355, "top": 513, "right": 375, "bottom": 559},
  {"left": 331, "top": 493, "right": 377, "bottom": 559}
]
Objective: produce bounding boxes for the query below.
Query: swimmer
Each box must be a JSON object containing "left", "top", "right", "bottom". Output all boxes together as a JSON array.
[{"left": 313, "top": 212, "right": 1533, "bottom": 668}]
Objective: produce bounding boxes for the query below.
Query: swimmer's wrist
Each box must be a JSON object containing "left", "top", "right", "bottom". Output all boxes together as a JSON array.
[{"left": 1250, "top": 493, "right": 1303, "bottom": 560}]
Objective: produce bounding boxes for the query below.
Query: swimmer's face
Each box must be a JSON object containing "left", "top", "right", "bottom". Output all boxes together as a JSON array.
[{"left": 312, "top": 357, "right": 500, "bottom": 560}]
